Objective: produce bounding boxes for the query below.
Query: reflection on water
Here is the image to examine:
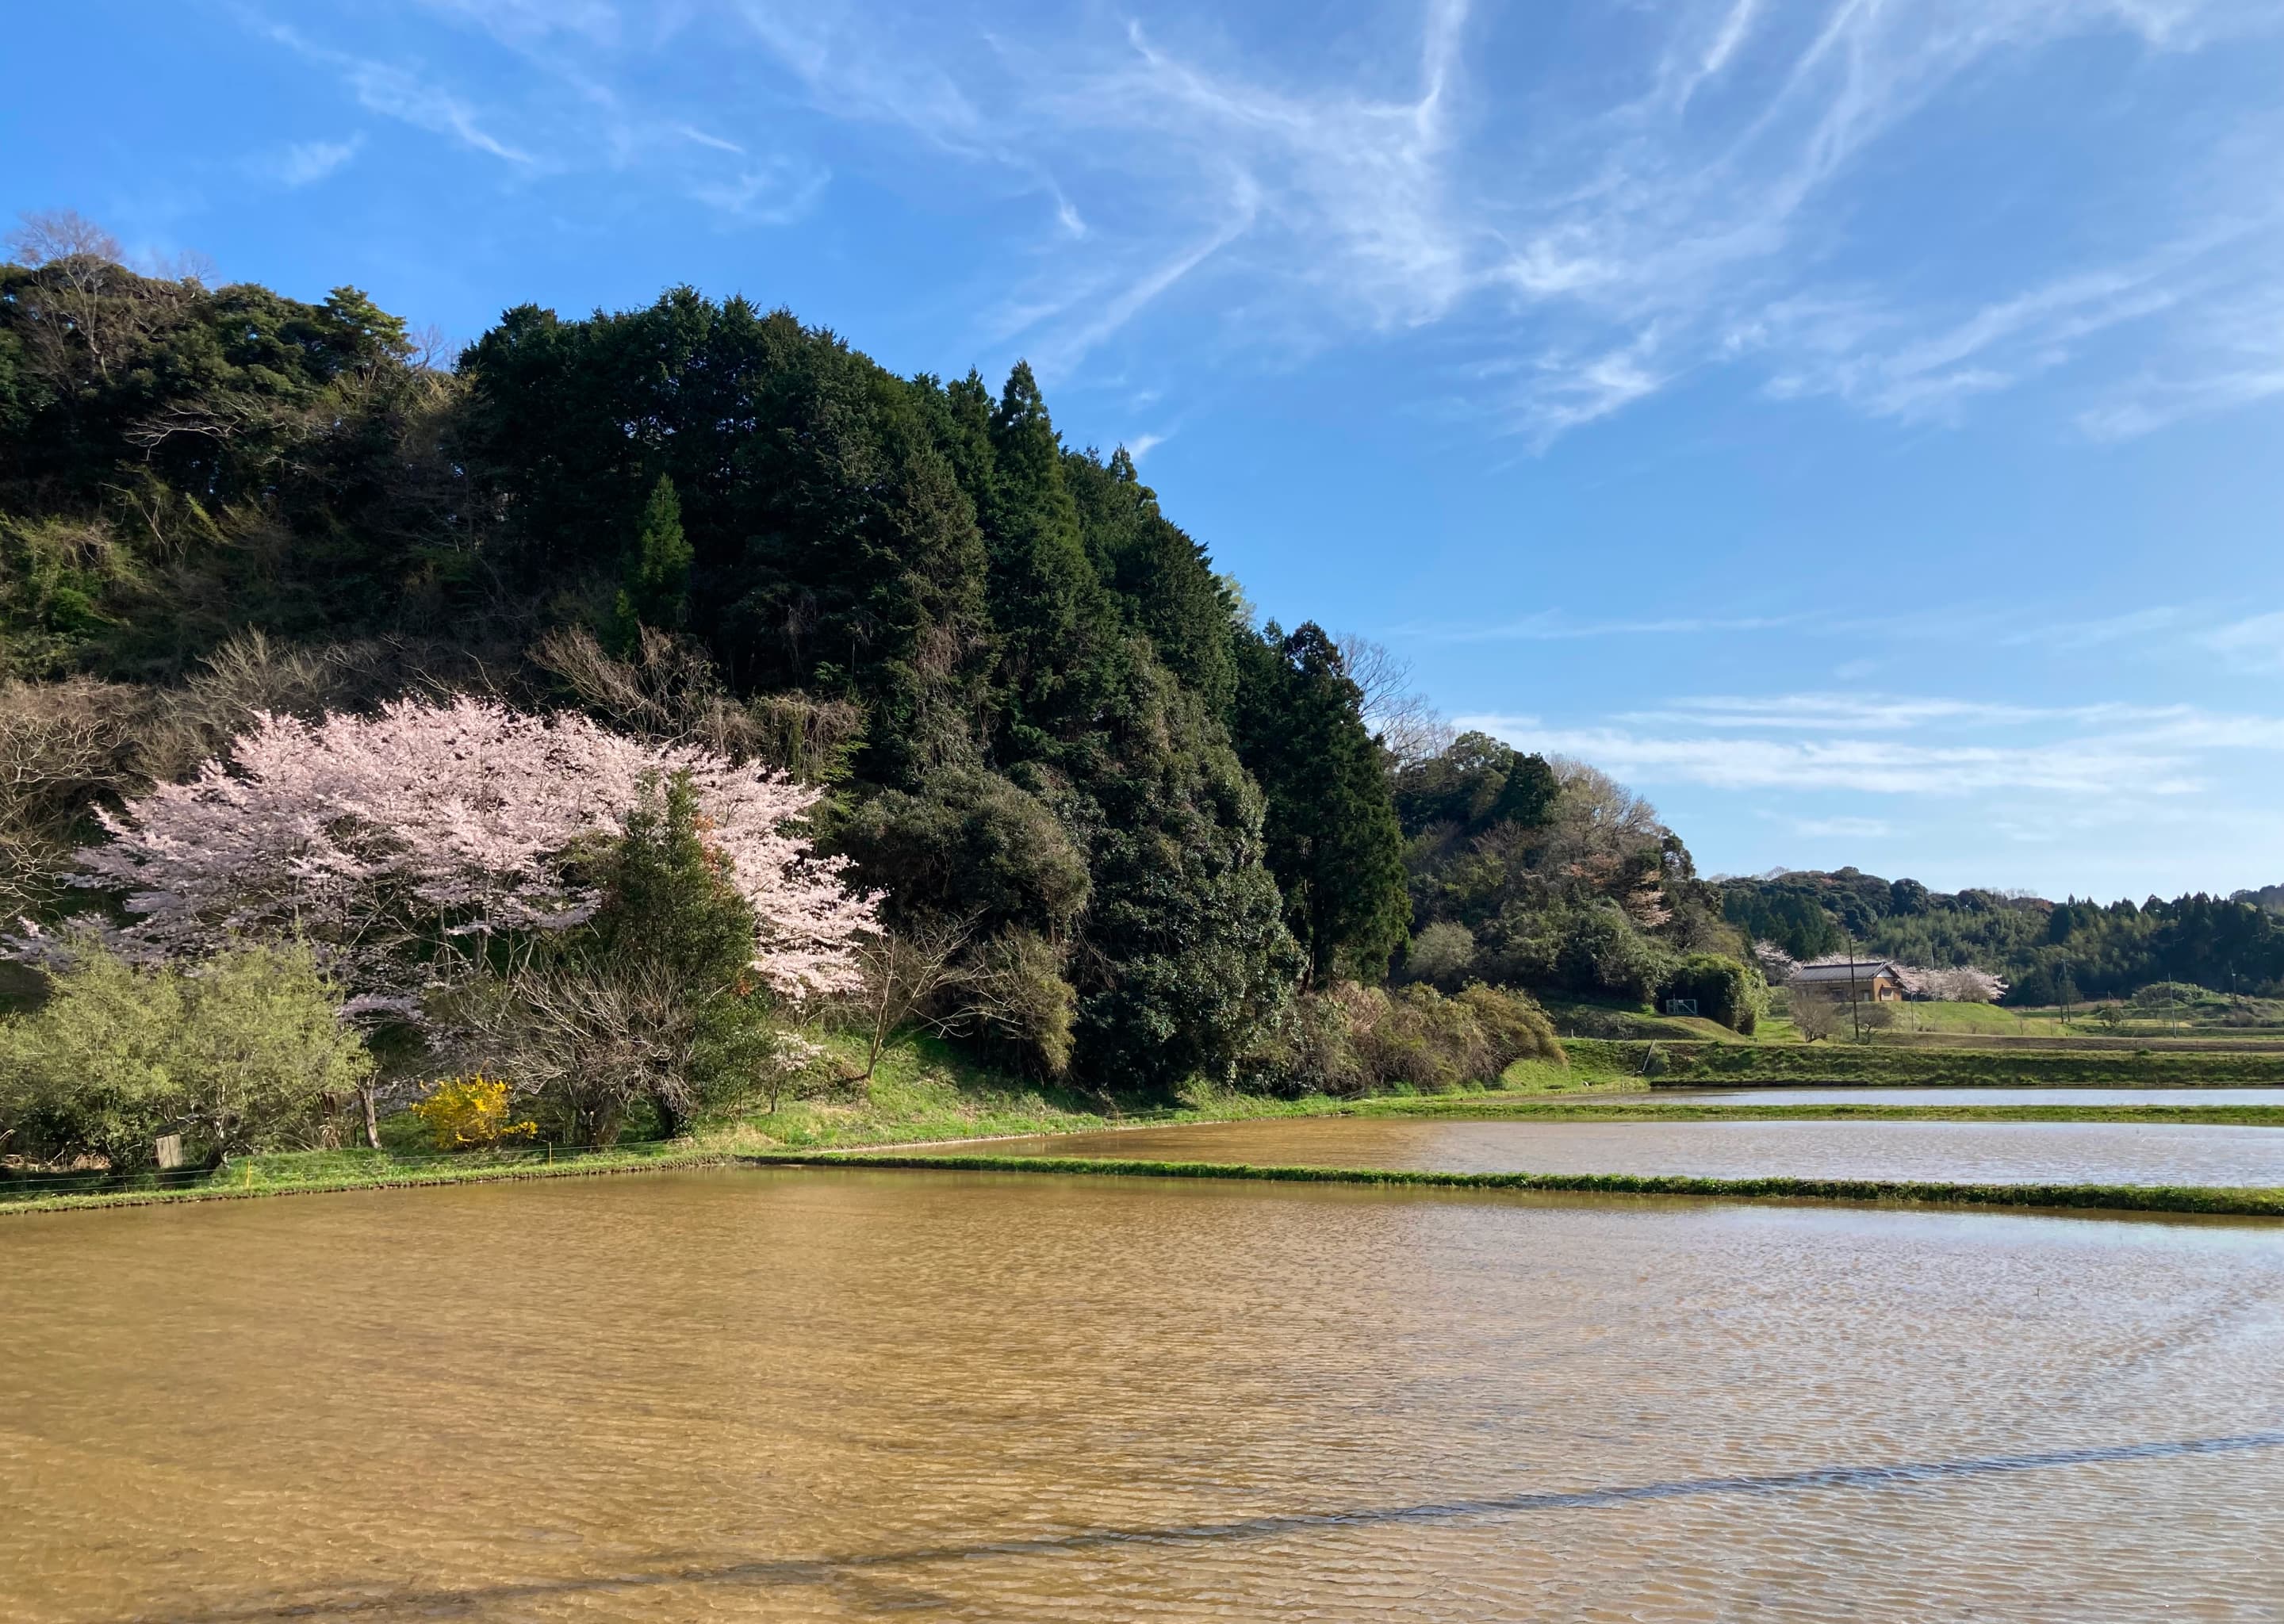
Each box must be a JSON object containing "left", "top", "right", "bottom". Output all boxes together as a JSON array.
[
  {"left": 1678, "top": 1086, "right": 2284, "bottom": 1107},
  {"left": 997, "top": 1116, "right": 2284, "bottom": 1186},
  {"left": 6, "top": 1169, "right": 2284, "bottom": 1622}
]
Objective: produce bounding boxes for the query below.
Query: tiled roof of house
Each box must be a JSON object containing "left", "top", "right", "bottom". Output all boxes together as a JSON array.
[{"left": 1791, "top": 959, "right": 1903, "bottom": 983}]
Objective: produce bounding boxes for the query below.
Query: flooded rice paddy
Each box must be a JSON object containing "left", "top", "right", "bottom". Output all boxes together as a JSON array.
[
  {"left": 994, "top": 1114, "right": 2284, "bottom": 1186},
  {"left": 5, "top": 1166, "right": 2283, "bottom": 1621},
  {"left": 1675, "top": 1086, "right": 2284, "bottom": 1107}
]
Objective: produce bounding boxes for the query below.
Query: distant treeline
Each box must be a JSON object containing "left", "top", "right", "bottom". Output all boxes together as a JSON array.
[{"left": 1721, "top": 868, "right": 2284, "bottom": 1004}]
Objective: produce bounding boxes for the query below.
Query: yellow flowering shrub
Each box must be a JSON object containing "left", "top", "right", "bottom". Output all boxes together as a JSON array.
[{"left": 410, "top": 1074, "right": 537, "bottom": 1151}]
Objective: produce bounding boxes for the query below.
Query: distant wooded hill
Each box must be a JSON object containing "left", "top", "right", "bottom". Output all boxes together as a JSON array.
[{"left": 1720, "top": 868, "right": 2284, "bottom": 1005}]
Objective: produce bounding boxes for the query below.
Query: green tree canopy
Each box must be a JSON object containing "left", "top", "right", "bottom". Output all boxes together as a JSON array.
[{"left": 1232, "top": 621, "right": 1409, "bottom": 984}]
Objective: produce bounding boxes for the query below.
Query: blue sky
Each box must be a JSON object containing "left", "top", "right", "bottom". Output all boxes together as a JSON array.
[{"left": 9, "top": 0, "right": 2284, "bottom": 900}]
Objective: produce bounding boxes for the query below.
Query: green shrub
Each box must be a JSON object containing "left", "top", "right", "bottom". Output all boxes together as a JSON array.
[
  {"left": 1240, "top": 979, "right": 1559, "bottom": 1097},
  {"left": 0, "top": 940, "right": 374, "bottom": 1168},
  {"left": 1453, "top": 982, "right": 1565, "bottom": 1067},
  {"left": 1660, "top": 952, "right": 1769, "bottom": 1034},
  {"left": 1487, "top": 902, "right": 1672, "bottom": 1003},
  {"left": 960, "top": 928, "right": 1079, "bottom": 1078},
  {"left": 1404, "top": 921, "right": 1477, "bottom": 988},
  {"left": 439, "top": 772, "right": 786, "bottom": 1143}
]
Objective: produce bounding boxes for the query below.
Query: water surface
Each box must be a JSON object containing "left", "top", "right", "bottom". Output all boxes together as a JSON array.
[
  {"left": 1676, "top": 1086, "right": 2284, "bottom": 1107},
  {"left": 6, "top": 1169, "right": 2283, "bottom": 1621},
  {"left": 993, "top": 1115, "right": 2284, "bottom": 1185}
]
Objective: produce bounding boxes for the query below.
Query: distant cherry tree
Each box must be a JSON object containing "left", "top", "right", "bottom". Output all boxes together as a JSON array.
[{"left": 52, "top": 696, "right": 875, "bottom": 1003}]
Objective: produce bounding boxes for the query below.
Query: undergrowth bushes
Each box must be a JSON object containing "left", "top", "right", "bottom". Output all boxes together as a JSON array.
[
  {"left": 1243, "top": 981, "right": 1562, "bottom": 1097},
  {"left": 0, "top": 940, "right": 375, "bottom": 1169}
]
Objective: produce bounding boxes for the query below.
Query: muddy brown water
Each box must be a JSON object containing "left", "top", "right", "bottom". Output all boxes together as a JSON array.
[
  {"left": 5, "top": 1167, "right": 2283, "bottom": 1621},
  {"left": 992, "top": 1115, "right": 2284, "bottom": 1186}
]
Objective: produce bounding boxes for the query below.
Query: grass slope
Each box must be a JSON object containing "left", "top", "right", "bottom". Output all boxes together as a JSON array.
[{"left": 1580, "top": 1039, "right": 2284, "bottom": 1087}]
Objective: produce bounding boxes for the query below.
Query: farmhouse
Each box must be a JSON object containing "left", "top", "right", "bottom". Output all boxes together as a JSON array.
[{"left": 1791, "top": 959, "right": 1908, "bottom": 1003}]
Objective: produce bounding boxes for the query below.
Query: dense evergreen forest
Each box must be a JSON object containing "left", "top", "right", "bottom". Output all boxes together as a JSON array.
[
  {"left": 0, "top": 215, "right": 1757, "bottom": 1110},
  {"left": 1722, "top": 869, "right": 2284, "bottom": 1005}
]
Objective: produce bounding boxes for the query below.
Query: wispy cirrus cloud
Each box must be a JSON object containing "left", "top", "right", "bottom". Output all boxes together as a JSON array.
[
  {"left": 244, "top": 6, "right": 828, "bottom": 223},
  {"left": 1458, "top": 719, "right": 2206, "bottom": 797},
  {"left": 259, "top": 22, "right": 535, "bottom": 163},
  {"left": 238, "top": 0, "right": 2284, "bottom": 437},
  {"left": 1788, "top": 814, "right": 1897, "bottom": 839},
  {"left": 1462, "top": 687, "right": 2284, "bottom": 803},
  {"left": 1398, "top": 610, "right": 1805, "bottom": 643},
  {"left": 256, "top": 135, "right": 366, "bottom": 188},
  {"left": 2204, "top": 611, "right": 2284, "bottom": 672},
  {"left": 1406, "top": 599, "right": 2235, "bottom": 657},
  {"left": 687, "top": 155, "right": 829, "bottom": 225}
]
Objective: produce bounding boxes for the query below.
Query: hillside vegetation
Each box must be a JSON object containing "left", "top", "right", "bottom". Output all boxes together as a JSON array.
[
  {"left": 1724, "top": 867, "right": 2284, "bottom": 1006},
  {"left": 10, "top": 214, "right": 1716, "bottom": 1174},
  {"left": 17, "top": 215, "right": 2277, "bottom": 1188}
]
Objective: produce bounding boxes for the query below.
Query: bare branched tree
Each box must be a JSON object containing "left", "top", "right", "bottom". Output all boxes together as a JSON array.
[
  {"left": 951, "top": 929, "right": 1078, "bottom": 1078},
  {"left": 532, "top": 625, "right": 862, "bottom": 779},
  {"left": 6, "top": 210, "right": 202, "bottom": 389},
  {"left": 845, "top": 919, "right": 975, "bottom": 1083},
  {"left": 1336, "top": 632, "right": 1450, "bottom": 766},
  {"left": 6, "top": 208, "right": 123, "bottom": 267},
  {"left": 407, "top": 323, "right": 462, "bottom": 372},
  {"left": 133, "top": 629, "right": 405, "bottom": 783},
  {"left": 1790, "top": 987, "right": 1843, "bottom": 1042},
  {"left": 0, "top": 678, "right": 144, "bottom": 917},
  {"left": 436, "top": 955, "right": 706, "bottom": 1146}
]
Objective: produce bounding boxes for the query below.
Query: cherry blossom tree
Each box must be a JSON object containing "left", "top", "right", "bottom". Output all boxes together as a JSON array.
[{"left": 50, "top": 696, "right": 876, "bottom": 1002}]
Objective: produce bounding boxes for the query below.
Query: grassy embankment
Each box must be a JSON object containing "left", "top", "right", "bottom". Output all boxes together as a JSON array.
[
  {"left": 0, "top": 1031, "right": 1620, "bottom": 1213},
  {"left": 745, "top": 1153, "right": 2284, "bottom": 1220},
  {"left": 1543, "top": 991, "right": 2284, "bottom": 1050},
  {"left": 1588, "top": 1038, "right": 2284, "bottom": 1087},
  {"left": 11, "top": 1028, "right": 2284, "bottom": 1217}
]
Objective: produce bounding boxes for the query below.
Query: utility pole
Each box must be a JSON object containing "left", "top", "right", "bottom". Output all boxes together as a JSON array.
[{"left": 1845, "top": 932, "right": 1862, "bottom": 1044}]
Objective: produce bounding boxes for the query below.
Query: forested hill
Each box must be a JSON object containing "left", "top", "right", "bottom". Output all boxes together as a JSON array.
[
  {"left": 1722, "top": 869, "right": 2284, "bottom": 1005},
  {"left": 2, "top": 218, "right": 1758, "bottom": 1088},
  {"left": 12, "top": 222, "right": 2276, "bottom": 1072}
]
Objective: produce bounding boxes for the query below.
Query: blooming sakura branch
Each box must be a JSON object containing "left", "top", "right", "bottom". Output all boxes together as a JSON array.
[{"left": 59, "top": 697, "right": 876, "bottom": 999}]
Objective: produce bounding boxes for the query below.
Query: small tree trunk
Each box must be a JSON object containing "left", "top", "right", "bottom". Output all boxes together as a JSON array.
[{"left": 359, "top": 1086, "right": 381, "bottom": 1151}]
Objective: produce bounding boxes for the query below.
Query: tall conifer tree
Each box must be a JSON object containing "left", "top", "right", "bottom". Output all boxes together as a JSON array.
[
  {"left": 611, "top": 474, "right": 692, "bottom": 647},
  {"left": 1232, "top": 622, "right": 1411, "bottom": 984}
]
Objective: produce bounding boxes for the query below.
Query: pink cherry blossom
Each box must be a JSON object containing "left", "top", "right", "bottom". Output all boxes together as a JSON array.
[{"left": 64, "top": 696, "right": 876, "bottom": 999}]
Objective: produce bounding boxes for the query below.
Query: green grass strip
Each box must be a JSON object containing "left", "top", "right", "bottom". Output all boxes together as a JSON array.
[
  {"left": 14, "top": 1107, "right": 2284, "bottom": 1218},
  {"left": 759, "top": 1151, "right": 2284, "bottom": 1219},
  {"left": 1567, "top": 1037, "right": 2284, "bottom": 1086},
  {"left": 0, "top": 1145, "right": 731, "bottom": 1215}
]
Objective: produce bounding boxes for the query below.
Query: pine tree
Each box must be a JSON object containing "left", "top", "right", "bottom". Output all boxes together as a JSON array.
[
  {"left": 611, "top": 474, "right": 693, "bottom": 648},
  {"left": 1232, "top": 622, "right": 1411, "bottom": 984},
  {"left": 975, "top": 362, "right": 1117, "bottom": 744}
]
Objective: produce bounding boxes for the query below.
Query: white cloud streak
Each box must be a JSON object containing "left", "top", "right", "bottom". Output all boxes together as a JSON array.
[
  {"left": 249, "top": 6, "right": 832, "bottom": 224},
  {"left": 1460, "top": 687, "right": 2284, "bottom": 803},
  {"left": 1462, "top": 720, "right": 2205, "bottom": 797},
  {"left": 263, "top": 136, "right": 366, "bottom": 187},
  {"left": 2205, "top": 611, "right": 2284, "bottom": 672},
  {"left": 1791, "top": 814, "right": 1895, "bottom": 838},
  {"left": 1400, "top": 610, "right": 1805, "bottom": 642},
  {"left": 342, "top": 58, "right": 535, "bottom": 164},
  {"left": 249, "top": 0, "right": 2284, "bottom": 435},
  {"left": 259, "top": 23, "right": 536, "bottom": 163}
]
